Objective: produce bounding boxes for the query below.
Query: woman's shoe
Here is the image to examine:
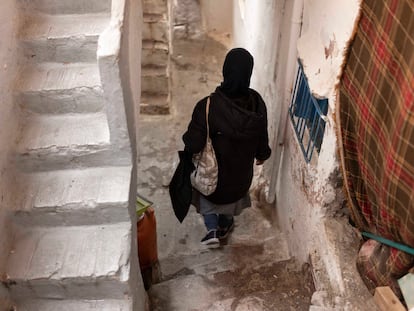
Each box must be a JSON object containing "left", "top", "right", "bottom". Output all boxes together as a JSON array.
[
  {"left": 218, "top": 220, "right": 234, "bottom": 240},
  {"left": 201, "top": 230, "right": 220, "bottom": 247}
]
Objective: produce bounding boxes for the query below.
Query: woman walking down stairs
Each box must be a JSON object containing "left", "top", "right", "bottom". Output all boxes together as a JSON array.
[{"left": 138, "top": 36, "right": 315, "bottom": 311}]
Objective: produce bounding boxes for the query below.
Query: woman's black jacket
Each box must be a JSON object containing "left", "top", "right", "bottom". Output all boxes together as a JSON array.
[{"left": 183, "top": 88, "right": 271, "bottom": 204}]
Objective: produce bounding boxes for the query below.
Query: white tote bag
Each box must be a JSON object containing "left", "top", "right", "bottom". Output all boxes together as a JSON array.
[{"left": 190, "top": 97, "right": 218, "bottom": 196}]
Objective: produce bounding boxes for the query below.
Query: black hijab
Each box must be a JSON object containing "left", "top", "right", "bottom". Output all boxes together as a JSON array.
[{"left": 219, "top": 48, "right": 254, "bottom": 99}]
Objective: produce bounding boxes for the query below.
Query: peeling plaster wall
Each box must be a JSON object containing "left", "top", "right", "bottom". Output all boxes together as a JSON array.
[
  {"left": 0, "top": 0, "right": 19, "bottom": 304},
  {"left": 280, "top": 0, "right": 360, "bottom": 260},
  {"left": 275, "top": 0, "right": 370, "bottom": 303},
  {"left": 233, "top": 0, "right": 360, "bottom": 264},
  {"left": 232, "top": 0, "right": 375, "bottom": 305}
]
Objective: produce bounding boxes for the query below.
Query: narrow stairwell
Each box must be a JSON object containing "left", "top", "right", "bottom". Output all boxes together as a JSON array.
[{"left": 3, "top": 1, "right": 139, "bottom": 309}]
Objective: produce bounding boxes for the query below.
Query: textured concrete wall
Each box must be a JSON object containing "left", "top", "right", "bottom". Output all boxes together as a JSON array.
[
  {"left": 200, "top": 0, "right": 232, "bottom": 35},
  {"left": 0, "top": 0, "right": 18, "bottom": 305},
  {"left": 172, "top": 0, "right": 202, "bottom": 39}
]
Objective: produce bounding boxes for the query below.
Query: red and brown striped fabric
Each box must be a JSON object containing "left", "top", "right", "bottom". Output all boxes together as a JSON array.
[{"left": 337, "top": 0, "right": 414, "bottom": 297}]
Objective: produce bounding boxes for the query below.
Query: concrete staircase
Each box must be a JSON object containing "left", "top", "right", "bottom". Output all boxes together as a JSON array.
[
  {"left": 2, "top": 1, "right": 140, "bottom": 310},
  {"left": 146, "top": 198, "right": 315, "bottom": 310},
  {"left": 141, "top": 0, "right": 170, "bottom": 115}
]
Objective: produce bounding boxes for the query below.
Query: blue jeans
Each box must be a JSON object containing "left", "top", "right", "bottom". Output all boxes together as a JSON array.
[{"left": 203, "top": 214, "right": 233, "bottom": 231}]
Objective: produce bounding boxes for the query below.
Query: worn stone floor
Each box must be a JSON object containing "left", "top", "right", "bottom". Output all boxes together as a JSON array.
[{"left": 137, "top": 36, "right": 315, "bottom": 311}]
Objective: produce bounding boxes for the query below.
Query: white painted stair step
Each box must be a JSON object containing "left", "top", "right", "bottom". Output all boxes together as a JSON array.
[
  {"left": 18, "top": 0, "right": 112, "bottom": 15},
  {"left": 18, "top": 112, "right": 110, "bottom": 152},
  {"left": 17, "top": 299, "right": 132, "bottom": 311},
  {"left": 14, "top": 166, "right": 132, "bottom": 226},
  {"left": 6, "top": 223, "right": 132, "bottom": 299},
  {"left": 21, "top": 13, "right": 110, "bottom": 63},
  {"left": 18, "top": 62, "right": 104, "bottom": 114}
]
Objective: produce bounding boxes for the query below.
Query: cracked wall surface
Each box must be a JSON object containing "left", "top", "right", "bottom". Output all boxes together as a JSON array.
[{"left": 0, "top": 1, "right": 19, "bottom": 307}]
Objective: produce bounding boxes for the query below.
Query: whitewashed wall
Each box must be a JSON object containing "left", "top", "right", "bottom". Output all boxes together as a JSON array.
[
  {"left": 278, "top": 0, "right": 360, "bottom": 261},
  {"left": 233, "top": 0, "right": 377, "bottom": 305},
  {"left": 232, "top": 0, "right": 304, "bottom": 192},
  {"left": 275, "top": 1, "right": 376, "bottom": 307},
  {"left": 0, "top": 0, "right": 19, "bottom": 305}
]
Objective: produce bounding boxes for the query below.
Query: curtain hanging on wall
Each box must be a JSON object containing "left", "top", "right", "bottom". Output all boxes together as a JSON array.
[{"left": 337, "top": 0, "right": 414, "bottom": 298}]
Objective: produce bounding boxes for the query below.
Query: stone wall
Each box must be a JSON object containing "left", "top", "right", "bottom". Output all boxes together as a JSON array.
[
  {"left": 0, "top": 0, "right": 19, "bottom": 306},
  {"left": 172, "top": 0, "right": 203, "bottom": 39},
  {"left": 172, "top": 0, "right": 232, "bottom": 40}
]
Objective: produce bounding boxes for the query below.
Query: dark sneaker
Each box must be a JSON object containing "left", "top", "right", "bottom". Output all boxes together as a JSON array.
[
  {"left": 201, "top": 230, "right": 220, "bottom": 247},
  {"left": 218, "top": 219, "right": 234, "bottom": 240}
]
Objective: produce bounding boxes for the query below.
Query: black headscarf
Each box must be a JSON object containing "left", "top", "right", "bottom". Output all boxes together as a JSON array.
[{"left": 219, "top": 48, "right": 254, "bottom": 98}]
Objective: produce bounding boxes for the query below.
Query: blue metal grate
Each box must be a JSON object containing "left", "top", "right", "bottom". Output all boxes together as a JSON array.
[{"left": 288, "top": 61, "right": 328, "bottom": 163}]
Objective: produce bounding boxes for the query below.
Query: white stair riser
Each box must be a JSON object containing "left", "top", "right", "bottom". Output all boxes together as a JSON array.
[
  {"left": 18, "top": 0, "right": 111, "bottom": 14},
  {"left": 13, "top": 203, "right": 130, "bottom": 226},
  {"left": 17, "top": 299, "right": 133, "bottom": 311},
  {"left": 9, "top": 279, "right": 130, "bottom": 300},
  {"left": 18, "top": 88, "right": 104, "bottom": 114},
  {"left": 22, "top": 37, "right": 99, "bottom": 63},
  {"left": 16, "top": 148, "right": 132, "bottom": 172}
]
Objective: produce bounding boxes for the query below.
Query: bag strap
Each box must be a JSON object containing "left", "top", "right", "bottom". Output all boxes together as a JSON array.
[{"left": 205, "top": 97, "right": 211, "bottom": 143}]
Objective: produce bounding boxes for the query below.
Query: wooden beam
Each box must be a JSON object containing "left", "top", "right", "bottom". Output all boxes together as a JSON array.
[{"left": 374, "top": 287, "right": 406, "bottom": 311}]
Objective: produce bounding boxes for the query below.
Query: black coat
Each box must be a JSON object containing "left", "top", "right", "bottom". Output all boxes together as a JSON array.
[
  {"left": 169, "top": 150, "right": 194, "bottom": 222},
  {"left": 183, "top": 88, "right": 271, "bottom": 204}
]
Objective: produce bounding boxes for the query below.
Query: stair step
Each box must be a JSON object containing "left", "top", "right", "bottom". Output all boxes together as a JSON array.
[
  {"left": 143, "top": 18, "right": 168, "bottom": 43},
  {"left": 143, "top": 0, "right": 168, "bottom": 15},
  {"left": 18, "top": 112, "right": 110, "bottom": 152},
  {"left": 150, "top": 258, "right": 312, "bottom": 311},
  {"left": 17, "top": 298, "right": 132, "bottom": 311},
  {"left": 142, "top": 41, "right": 169, "bottom": 67},
  {"left": 6, "top": 223, "right": 132, "bottom": 300},
  {"left": 13, "top": 166, "right": 132, "bottom": 226},
  {"left": 141, "top": 67, "right": 169, "bottom": 95},
  {"left": 140, "top": 94, "right": 169, "bottom": 115},
  {"left": 143, "top": 13, "right": 165, "bottom": 23},
  {"left": 18, "top": 0, "right": 111, "bottom": 14},
  {"left": 21, "top": 13, "right": 110, "bottom": 63},
  {"left": 17, "top": 113, "right": 112, "bottom": 171},
  {"left": 18, "top": 62, "right": 104, "bottom": 114}
]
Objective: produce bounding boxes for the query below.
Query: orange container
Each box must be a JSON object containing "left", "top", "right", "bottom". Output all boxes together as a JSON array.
[{"left": 137, "top": 207, "right": 158, "bottom": 269}]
